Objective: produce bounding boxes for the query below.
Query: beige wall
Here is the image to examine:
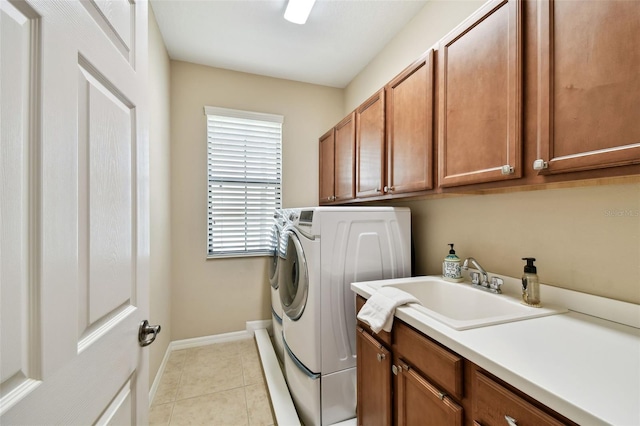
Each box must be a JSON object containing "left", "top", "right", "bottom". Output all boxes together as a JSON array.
[
  {"left": 170, "top": 61, "right": 343, "bottom": 340},
  {"left": 148, "top": 6, "right": 172, "bottom": 383},
  {"left": 393, "top": 182, "right": 640, "bottom": 303},
  {"left": 346, "top": 1, "right": 640, "bottom": 304},
  {"left": 345, "top": 0, "right": 485, "bottom": 112}
]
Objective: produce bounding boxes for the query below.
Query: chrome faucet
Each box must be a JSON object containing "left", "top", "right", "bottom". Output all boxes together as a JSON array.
[
  {"left": 462, "top": 257, "right": 488, "bottom": 285},
  {"left": 462, "top": 257, "right": 503, "bottom": 294}
]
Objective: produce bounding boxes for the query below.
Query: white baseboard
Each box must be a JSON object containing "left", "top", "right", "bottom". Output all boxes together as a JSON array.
[
  {"left": 169, "top": 330, "right": 252, "bottom": 351},
  {"left": 247, "top": 319, "right": 272, "bottom": 335},
  {"left": 255, "top": 329, "right": 300, "bottom": 426},
  {"left": 149, "top": 345, "right": 172, "bottom": 405},
  {"left": 149, "top": 319, "right": 272, "bottom": 405}
]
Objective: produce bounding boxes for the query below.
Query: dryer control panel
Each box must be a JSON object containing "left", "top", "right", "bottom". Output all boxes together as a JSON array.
[{"left": 299, "top": 210, "right": 314, "bottom": 224}]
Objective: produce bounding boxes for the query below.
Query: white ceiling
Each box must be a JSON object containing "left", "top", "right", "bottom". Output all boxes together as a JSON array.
[{"left": 150, "top": 0, "right": 428, "bottom": 88}]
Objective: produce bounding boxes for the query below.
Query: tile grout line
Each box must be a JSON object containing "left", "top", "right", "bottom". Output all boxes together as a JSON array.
[
  {"left": 167, "top": 349, "right": 187, "bottom": 425},
  {"left": 243, "top": 385, "right": 251, "bottom": 425},
  {"left": 240, "top": 342, "right": 253, "bottom": 425}
]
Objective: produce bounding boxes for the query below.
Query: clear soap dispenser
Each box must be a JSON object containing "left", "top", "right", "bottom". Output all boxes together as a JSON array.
[
  {"left": 522, "top": 257, "right": 541, "bottom": 307},
  {"left": 443, "top": 244, "right": 463, "bottom": 282}
]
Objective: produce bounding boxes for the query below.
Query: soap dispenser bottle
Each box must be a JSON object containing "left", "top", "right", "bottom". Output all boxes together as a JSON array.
[
  {"left": 443, "top": 244, "right": 463, "bottom": 283},
  {"left": 522, "top": 257, "right": 541, "bottom": 307}
]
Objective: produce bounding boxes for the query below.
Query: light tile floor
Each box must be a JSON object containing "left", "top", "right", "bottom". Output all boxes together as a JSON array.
[{"left": 149, "top": 338, "right": 276, "bottom": 426}]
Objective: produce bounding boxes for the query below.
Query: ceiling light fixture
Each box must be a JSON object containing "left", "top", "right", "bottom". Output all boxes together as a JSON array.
[{"left": 284, "top": 0, "right": 316, "bottom": 25}]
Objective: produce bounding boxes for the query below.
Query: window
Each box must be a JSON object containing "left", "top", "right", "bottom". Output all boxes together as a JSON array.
[{"left": 205, "top": 106, "right": 283, "bottom": 258}]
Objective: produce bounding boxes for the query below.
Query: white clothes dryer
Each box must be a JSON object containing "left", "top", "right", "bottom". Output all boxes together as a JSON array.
[{"left": 279, "top": 207, "right": 411, "bottom": 426}]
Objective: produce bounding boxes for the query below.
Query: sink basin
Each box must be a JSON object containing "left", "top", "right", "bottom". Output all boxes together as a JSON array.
[{"left": 368, "top": 276, "right": 567, "bottom": 330}]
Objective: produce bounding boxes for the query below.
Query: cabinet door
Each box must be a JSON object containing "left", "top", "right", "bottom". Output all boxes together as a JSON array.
[
  {"left": 319, "top": 128, "right": 335, "bottom": 204},
  {"left": 396, "top": 361, "right": 463, "bottom": 426},
  {"left": 387, "top": 51, "right": 434, "bottom": 194},
  {"left": 395, "top": 321, "right": 463, "bottom": 400},
  {"left": 356, "top": 328, "right": 392, "bottom": 426},
  {"left": 438, "top": 0, "right": 523, "bottom": 187},
  {"left": 335, "top": 113, "right": 356, "bottom": 201},
  {"left": 356, "top": 89, "right": 385, "bottom": 198},
  {"left": 536, "top": 0, "right": 640, "bottom": 174}
]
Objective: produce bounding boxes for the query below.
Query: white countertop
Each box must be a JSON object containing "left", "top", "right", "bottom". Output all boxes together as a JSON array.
[{"left": 352, "top": 276, "right": 640, "bottom": 425}]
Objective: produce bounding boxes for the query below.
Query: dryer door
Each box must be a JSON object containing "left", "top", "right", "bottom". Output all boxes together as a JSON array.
[
  {"left": 279, "top": 230, "right": 309, "bottom": 320},
  {"left": 268, "top": 224, "right": 280, "bottom": 289}
]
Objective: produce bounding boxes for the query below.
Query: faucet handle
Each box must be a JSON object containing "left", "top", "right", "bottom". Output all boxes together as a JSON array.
[
  {"left": 490, "top": 277, "right": 504, "bottom": 293},
  {"left": 470, "top": 272, "right": 480, "bottom": 285}
]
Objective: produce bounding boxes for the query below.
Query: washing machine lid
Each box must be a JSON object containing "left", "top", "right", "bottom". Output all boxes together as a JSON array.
[
  {"left": 268, "top": 224, "right": 280, "bottom": 289},
  {"left": 279, "top": 229, "right": 308, "bottom": 321}
]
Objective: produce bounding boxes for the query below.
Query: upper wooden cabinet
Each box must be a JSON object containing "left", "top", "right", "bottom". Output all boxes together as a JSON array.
[
  {"left": 319, "top": 114, "right": 355, "bottom": 205},
  {"left": 535, "top": 0, "right": 640, "bottom": 175},
  {"left": 319, "top": 0, "right": 639, "bottom": 203},
  {"left": 356, "top": 89, "right": 385, "bottom": 197},
  {"left": 386, "top": 51, "right": 434, "bottom": 194},
  {"left": 319, "top": 128, "right": 335, "bottom": 204},
  {"left": 438, "top": 0, "right": 523, "bottom": 188},
  {"left": 356, "top": 89, "right": 385, "bottom": 198},
  {"left": 354, "top": 52, "right": 435, "bottom": 199},
  {"left": 334, "top": 112, "right": 356, "bottom": 202}
]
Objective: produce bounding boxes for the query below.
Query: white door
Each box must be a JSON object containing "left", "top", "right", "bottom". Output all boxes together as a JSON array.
[{"left": 1, "top": 0, "right": 150, "bottom": 424}]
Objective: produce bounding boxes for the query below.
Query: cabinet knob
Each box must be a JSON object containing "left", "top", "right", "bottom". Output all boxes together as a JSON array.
[
  {"left": 376, "top": 352, "right": 386, "bottom": 362},
  {"left": 504, "top": 415, "right": 518, "bottom": 426},
  {"left": 383, "top": 186, "right": 388, "bottom": 193},
  {"left": 533, "top": 159, "right": 549, "bottom": 170},
  {"left": 501, "top": 165, "right": 515, "bottom": 175}
]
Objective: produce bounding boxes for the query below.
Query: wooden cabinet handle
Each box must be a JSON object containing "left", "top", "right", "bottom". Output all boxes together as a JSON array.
[
  {"left": 533, "top": 159, "right": 548, "bottom": 170},
  {"left": 501, "top": 165, "right": 515, "bottom": 175},
  {"left": 505, "top": 415, "right": 517, "bottom": 426}
]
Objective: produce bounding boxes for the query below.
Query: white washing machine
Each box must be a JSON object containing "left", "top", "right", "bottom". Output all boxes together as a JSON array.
[
  {"left": 269, "top": 209, "right": 288, "bottom": 362},
  {"left": 279, "top": 207, "right": 411, "bottom": 426}
]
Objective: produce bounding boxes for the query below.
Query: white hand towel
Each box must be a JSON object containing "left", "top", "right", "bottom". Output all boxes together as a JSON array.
[{"left": 357, "top": 286, "right": 420, "bottom": 334}]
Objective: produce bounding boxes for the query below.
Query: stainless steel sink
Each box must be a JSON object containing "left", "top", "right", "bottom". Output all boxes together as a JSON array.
[{"left": 367, "top": 276, "right": 567, "bottom": 330}]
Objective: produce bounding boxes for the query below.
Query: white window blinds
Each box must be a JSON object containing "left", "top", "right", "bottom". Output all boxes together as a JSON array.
[{"left": 205, "top": 106, "right": 283, "bottom": 258}]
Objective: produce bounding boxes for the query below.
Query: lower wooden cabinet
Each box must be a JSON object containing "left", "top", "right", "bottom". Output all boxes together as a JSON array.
[
  {"left": 473, "top": 372, "right": 566, "bottom": 426},
  {"left": 356, "top": 327, "right": 391, "bottom": 426},
  {"left": 395, "top": 321, "right": 463, "bottom": 400},
  {"left": 355, "top": 295, "right": 576, "bottom": 426},
  {"left": 395, "top": 360, "right": 463, "bottom": 426}
]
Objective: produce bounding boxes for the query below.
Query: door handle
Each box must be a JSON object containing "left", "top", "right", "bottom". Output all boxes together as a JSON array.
[{"left": 138, "top": 320, "right": 161, "bottom": 347}]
